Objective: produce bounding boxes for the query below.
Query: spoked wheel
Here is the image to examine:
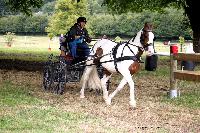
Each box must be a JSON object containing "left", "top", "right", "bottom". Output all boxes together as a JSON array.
[
  {"left": 56, "top": 82, "right": 65, "bottom": 95},
  {"left": 53, "top": 61, "right": 67, "bottom": 95},
  {"left": 43, "top": 62, "right": 53, "bottom": 91}
]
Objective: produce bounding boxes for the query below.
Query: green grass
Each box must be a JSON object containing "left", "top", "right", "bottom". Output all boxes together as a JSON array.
[
  {"left": 0, "top": 50, "right": 59, "bottom": 62},
  {"left": 137, "top": 56, "right": 170, "bottom": 77},
  {"left": 0, "top": 81, "right": 126, "bottom": 133},
  {"left": 0, "top": 81, "right": 42, "bottom": 106},
  {"left": 0, "top": 35, "right": 60, "bottom": 61},
  {"left": 137, "top": 55, "right": 200, "bottom": 109},
  {"left": 0, "top": 107, "right": 97, "bottom": 133},
  {"left": 0, "top": 35, "right": 173, "bottom": 61},
  {"left": 163, "top": 91, "right": 200, "bottom": 109}
]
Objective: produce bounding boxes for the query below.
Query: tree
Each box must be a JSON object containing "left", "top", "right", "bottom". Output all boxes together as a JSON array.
[
  {"left": 103, "top": 0, "right": 200, "bottom": 52},
  {"left": 0, "top": 0, "right": 43, "bottom": 16},
  {"left": 46, "top": 0, "right": 88, "bottom": 36},
  {"left": 41, "top": 1, "right": 55, "bottom": 14}
]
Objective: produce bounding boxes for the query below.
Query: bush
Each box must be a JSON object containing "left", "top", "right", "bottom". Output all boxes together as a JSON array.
[{"left": 3, "top": 32, "right": 16, "bottom": 47}]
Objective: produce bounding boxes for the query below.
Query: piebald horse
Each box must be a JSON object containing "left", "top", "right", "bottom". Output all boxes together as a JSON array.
[{"left": 80, "top": 22, "right": 154, "bottom": 109}]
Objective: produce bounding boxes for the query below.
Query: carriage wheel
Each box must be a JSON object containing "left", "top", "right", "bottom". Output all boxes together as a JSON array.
[
  {"left": 53, "top": 61, "right": 67, "bottom": 94},
  {"left": 56, "top": 82, "right": 65, "bottom": 95},
  {"left": 43, "top": 63, "right": 53, "bottom": 91}
]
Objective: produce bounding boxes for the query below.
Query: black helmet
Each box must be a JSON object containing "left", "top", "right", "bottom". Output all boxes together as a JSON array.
[{"left": 77, "top": 17, "right": 87, "bottom": 23}]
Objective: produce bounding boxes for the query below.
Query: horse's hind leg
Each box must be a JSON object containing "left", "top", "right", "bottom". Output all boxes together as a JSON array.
[
  {"left": 107, "top": 70, "right": 136, "bottom": 108},
  {"left": 120, "top": 71, "right": 136, "bottom": 108},
  {"left": 106, "top": 77, "right": 127, "bottom": 105},
  {"left": 80, "top": 66, "right": 93, "bottom": 98},
  {"left": 101, "top": 74, "right": 112, "bottom": 100}
]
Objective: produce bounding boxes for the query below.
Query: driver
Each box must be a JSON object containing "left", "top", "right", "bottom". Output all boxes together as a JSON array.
[{"left": 67, "top": 17, "right": 91, "bottom": 58}]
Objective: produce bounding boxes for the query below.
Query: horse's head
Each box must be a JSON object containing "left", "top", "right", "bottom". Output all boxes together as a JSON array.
[
  {"left": 129, "top": 22, "right": 154, "bottom": 52},
  {"left": 140, "top": 22, "right": 154, "bottom": 50}
]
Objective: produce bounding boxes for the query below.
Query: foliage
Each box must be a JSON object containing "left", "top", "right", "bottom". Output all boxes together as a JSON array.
[
  {"left": 89, "top": 8, "right": 190, "bottom": 38},
  {"left": 179, "top": 36, "right": 185, "bottom": 44},
  {"left": 152, "top": 8, "right": 190, "bottom": 37},
  {"left": 0, "top": 15, "right": 48, "bottom": 33},
  {"left": 46, "top": 0, "right": 88, "bottom": 36},
  {"left": 0, "top": 0, "right": 13, "bottom": 16},
  {"left": 103, "top": 0, "right": 200, "bottom": 52},
  {"left": 113, "top": 36, "right": 122, "bottom": 43},
  {"left": 103, "top": 0, "right": 185, "bottom": 14},
  {"left": 3, "top": 32, "right": 16, "bottom": 46},
  {"left": 0, "top": 8, "right": 191, "bottom": 38},
  {"left": 88, "top": 0, "right": 107, "bottom": 15},
  {"left": 48, "top": 32, "right": 55, "bottom": 40},
  {"left": 179, "top": 36, "right": 185, "bottom": 52},
  {"left": 4, "top": 0, "right": 43, "bottom": 16},
  {"left": 0, "top": 0, "right": 192, "bottom": 39},
  {"left": 41, "top": 1, "right": 55, "bottom": 14}
]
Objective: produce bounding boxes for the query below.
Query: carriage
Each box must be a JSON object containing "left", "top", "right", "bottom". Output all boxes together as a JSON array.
[{"left": 42, "top": 46, "right": 109, "bottom": 95}]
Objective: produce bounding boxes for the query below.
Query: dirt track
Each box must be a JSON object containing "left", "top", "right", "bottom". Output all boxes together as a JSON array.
[
  {"left": 0, "top": 59, "right": 45, "bottom": 71},
  {"left": 0, "top": 66, "right": 200, "bottom": 132}
]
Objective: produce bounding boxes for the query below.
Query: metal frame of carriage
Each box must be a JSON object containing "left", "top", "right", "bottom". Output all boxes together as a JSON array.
[{"left": 43, "top": 52, "right": 110, "bottom": 95}]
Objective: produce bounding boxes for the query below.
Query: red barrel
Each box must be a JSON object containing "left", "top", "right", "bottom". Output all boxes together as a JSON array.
[{"left": 170, "top": 45, "right": 178, "bottom": 54}]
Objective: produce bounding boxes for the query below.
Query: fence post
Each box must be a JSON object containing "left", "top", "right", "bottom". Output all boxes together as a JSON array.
[{"left": 169, "top": 45, "right": 178, "bottom": 98}]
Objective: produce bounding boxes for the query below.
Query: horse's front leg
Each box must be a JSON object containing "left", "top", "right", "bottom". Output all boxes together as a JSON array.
[
  {"left": 80, "top": 66, "right": 93, "bottom": 98},
  {"left": 106, "top": 77, "right": 127, "bottom": 105}
]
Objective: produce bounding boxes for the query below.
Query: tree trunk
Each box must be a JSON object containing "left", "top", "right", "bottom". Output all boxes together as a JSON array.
[
  {"left": 185, "top": 0, "right": 200, "bottom": 53},
  {"left": 193, "top": 29, "right": 200, "bottom": 53}
]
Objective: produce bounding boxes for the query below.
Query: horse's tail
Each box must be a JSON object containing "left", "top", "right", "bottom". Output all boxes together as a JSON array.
[{"left": 81, "top": 65, "right": 102, "bottom": 90}]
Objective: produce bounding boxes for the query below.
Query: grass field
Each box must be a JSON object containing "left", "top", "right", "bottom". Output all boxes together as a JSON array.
[
  {"left": 0, "top": 35, "right": 59, "bottom": 51},
  {"left": 0, "top": 68, "right": 200, "bottom": 132},
  {"left": 0, "top": 35, "right": 191, "bottom": 54},
  {"left": 0, "top": 81, "right": 124, "bottom": 133},
  {"left": 0, "top": 35, "right": 186, "bottom": 61},
  {"left": 0, "top": 35, "right": 60, "bottom": 61}
]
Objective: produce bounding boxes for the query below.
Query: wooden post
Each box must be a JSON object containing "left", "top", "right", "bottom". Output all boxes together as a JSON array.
[
  {"left": 170, "top": 45, "right": 178, "bottom": 98},
  {"left": 170, "top": 54, "right": 178, "bottom": 98}
]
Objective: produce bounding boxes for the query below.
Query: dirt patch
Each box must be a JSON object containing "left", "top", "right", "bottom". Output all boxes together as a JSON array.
[
  {"left": 0, "top": 69, "right": 200, "bottom": 132},
  {"left": 0, "top": 59, "right": 45, "bottom": 71}
]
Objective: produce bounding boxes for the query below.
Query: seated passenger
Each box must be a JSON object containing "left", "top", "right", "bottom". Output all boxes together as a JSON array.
[
  {"left": 59, "top": 34, "right": 68, "bottom": 57},
  {"left": 67, "top": 17, "right": 91, "bottom": 58}
]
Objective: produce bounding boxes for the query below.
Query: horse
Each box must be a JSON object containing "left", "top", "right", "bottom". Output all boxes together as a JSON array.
[{"left": 80, "top": 22, "right": 154, "bottom": 109}]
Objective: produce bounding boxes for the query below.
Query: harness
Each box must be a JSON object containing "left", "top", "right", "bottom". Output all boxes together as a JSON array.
[
  {"left": 70, "top": 29, "right": 153, "bottom": 71},
  {"left": 112, "top": 41, "right": 143, "bottom": 73}
]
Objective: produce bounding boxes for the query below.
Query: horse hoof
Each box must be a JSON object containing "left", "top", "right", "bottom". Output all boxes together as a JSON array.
[
  {"left": 129, "top": 101, "right": 136, "bottom": 108},
  {"left": 103, "top": 95, "right": 108, "bottom": 101},
  {"left": 129, "top": 106, "right": 137, "bottom": 111},
  {"left": 80, "top": 95, "right": 85, "bottom": 98}
]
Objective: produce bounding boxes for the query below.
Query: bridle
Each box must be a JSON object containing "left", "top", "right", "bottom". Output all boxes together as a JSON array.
[{"left": 140, "top": 29, "right": 153, "bottom": 51}]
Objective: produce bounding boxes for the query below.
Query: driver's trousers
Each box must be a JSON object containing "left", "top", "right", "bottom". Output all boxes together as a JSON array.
[{"left": 68, "top": 38, "right": 90, "bottom": 58}]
